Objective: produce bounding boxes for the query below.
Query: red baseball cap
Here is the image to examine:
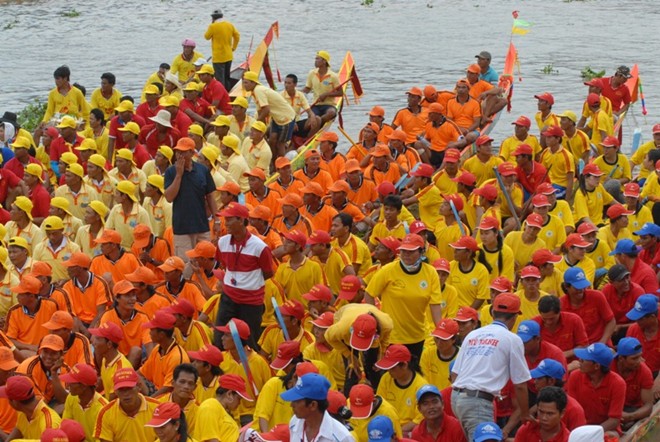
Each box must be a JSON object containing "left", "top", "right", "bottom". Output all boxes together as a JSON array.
[
  {"left": 623, "top": 182, "right": 640, "bottom": 198},
  {"left": 531, "top": 249, "right": 562, "bottom": 267},
  {"left": 311, "top": 311, "right": 335, "bottom": 328},
  {"left": 525, "top": 213, "right": 545, "bottom": 228},
  {"left": 219, "top": 202, "right": 249, "bottom": 219},
  {"left": 432, "top": 318, "right": 459, "bottom": 340},
  {"left": 532, "top": 194, "right": 551, "bottom": 207},
  {"left": 450, "top": 236, "right": 479, "bottom": 252},
  {"left": 41, "top": 429, "right": 69, "bottom": 442},
  {"left": 452, "top": 172, "right": 476, "bottom": 187},
  {"left": 541, "top": 126, "right": 563, "bottom": 138},
  {"left": 259, "top": 424, "right": 291, "bottom": 442},
  {"left": 143, "top": 310, "right": 176, "bottom": 330},
  {"left": 411, "top": 163, "right": 434, "bottom": 178},
  {"left": 219, "top": 374, "right": 253, "bottom": 401},
  {"left": 478, "top": 216, "right": 500, "bottom": 231},
  {"left": 376, "top": 181, "right": 396, "bottom": 196},
  {"left": 520, "top": 265, "right": 542, "bottom": 279},
  {"left": 338, "top": 275, "right": 362, "bottom": 300},
  {"left": 512, "top": 116, "right": 531, "bottom": 128},
  {"left": 188, "top": 344, "right": 224, "bottom": 366},
  {"left": 498, "top": 162, "right": 517, "bottom": 176},
  {"left": 350, "top": 313, "right": 377, "bottom": 351},
  {"left": 327, "top": 391, "right": 347, "bottom": 416},
  {"left": 454, "top": 306, "right": 478, "bottom": 322},
  {"left": 303, "top": 285, "right": 332, "bottom": 303},
  {"left": 474, "top": 184, "right": 498, "bottom": 201},
  {"left": 398, "top": 233, "right": 425, "bottom": 251},
  {"left": 537, "top": 183, "right": 556, "bottom": 195},
  {"left": 492, "top": 292, "right": 522, "bottom": 314},
  {"left": 89, "top": 322, "right": 124, "bottom": 344},
  {"left": 587, "top": 93, "right": 601, "bottom": 106},
  {"left": 307, "top": 230, "right": 332, "bottom": 245},
  {"left": 113, "top": 367, "right": 139, "bottom": 389},
  {"left": 652, "top": 123, "right": 660, "bottom": 134},
  {"left": 606, "top": 204, "right": 634, "bottom": 220},
  {"left": 145, "top": 402, "right": 181, "bottom": 428},
  {"left": 377, "top": 236, "right": 402, "bottom": 255},
  {"left": 295, "top": 361, "right": 319, "bottom": 377},
  {"left": 375, "top": 344, "right": 411, "bottom": 370},
  {"left": 512, "top": 144, "right": 533, "bottom": 156},
  {"left": 601, "top": 136, "right": 620, "bottom": 147},
  {"left": 444, "top": 149, "right": 461, "bottom": 163},
  {"left": 349, "top": 384, "right": 375, "bottom": 419},
  {"left": 215, "top": 318, "right": 252, "bottom": 340},
  {"left": 409, "top": 220, "right": 427, "bottom": 235},
  {"left": 167, "top": 299, "right": 196, "bottom": 318},
  {"left": 432, "top": 258, "right": 450, "bottom": 273},
  {"left": 534, "top": 92, "right": 555, "bottom": 105},
  {"left": 475, "top": 135, "right": 494, "bottom": 147},
  {"left": 582, "top": 163, "right": 603, "bottom": 176},
  {"left": 270, "top": 340, "right": 301, "bottom": 370},
  {"left": 280, "top": 299, "right": 305, "bottom": 320},
  {"left": 283, "top": 230, "right": 308, "bottom": 249},
  {"left": 565, "top": 233, "right": 591, "bottom": 248},
  {"left": 443, "top": 193, "right": 464, "bottom": 211},
  {"left": 60, "top": 420, "right": 86, "bottom": 442},
  {"left": 60, "top": 363, "right": 97, "bottom": 386},
  {"left": 0, "top": 375, "right": 35, "bottom": 401},
  {"left": 490, "top": 276, "right": 513, "bottom": 293}
]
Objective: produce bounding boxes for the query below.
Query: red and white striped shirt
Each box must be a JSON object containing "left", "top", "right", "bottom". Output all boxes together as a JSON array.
[{"left": 218, "top": 232, "right": 273, "bottom": 305}]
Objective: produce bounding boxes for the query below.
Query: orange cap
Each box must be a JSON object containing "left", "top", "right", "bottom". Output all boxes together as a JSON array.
[
  {"left": 279, "top": 193, "right": 303, "bottom": 208},
  {"left": 249, "top": 205, "right": 272, "bottom": 221},
  {"left": 185, "top": 241, "right": 216, "bottom": 259},
  {"left": 63, "top": 252, "right": 92, "bottom": 268},
  {"left": 304, "top": 149, "right": 321, "bottom": 160},
  {"left": 11, "top": 274, "right": 42, "bottom": 295},
  {"left": 42, "top": 311, "right": 74, "bottom": 330},
  {"left": 274, "top": 157, "right": 291, "bottom": 169},
  {"left": 387, "top": 129, "right": 407, "bottom": 142},
  {"left": 344, "top": 159, "right": 361, "bottom": 173},
  {"left": 125, "top": 266, "right": 158, "bottom": 285},
  {"left": 113, "top": 280, "right": 137, "bottom": 296},
  {"left": 328, "top": 180, "right": 350, "bottom": 193},
  {"left": 94, "top": 229, "right": 122, "bottom": 245},
  {"left": 217, "top": 182, "right": 241, "bottom": 196},
  {"left": 301, "top": 182, "right": 325, "bottom": 197},
  {"left": 30, "top": 261, "right": 53, "bottom": 277},
  {"left": 39, "top": 334, "right": 65, "bottom": 352},
  {"left": 317, "top": 132, "right": 339, "bottom": 143},
  {"left": 368, "top": 106, "right": 385, "bottom": 117},
  {"left": 159, "top": 256, "right": 185, "bottom": 272},
  {"left": 406, "top": 87, "right": 423, "bottom": 96},
  {"left": 132, "top": 224, "right": 153, "bottom": 249},
  {"left": 0, "top": 347, "right": 19, "bottom": 371},
  {"left": 243, "top": 168, "right": 267, "bottom": 181},
  {"left": 466, "top": 64, "right": 481, "bottom": 74},
  {"left": 173, "top": 137, "right": 196, "bottom": 151}
]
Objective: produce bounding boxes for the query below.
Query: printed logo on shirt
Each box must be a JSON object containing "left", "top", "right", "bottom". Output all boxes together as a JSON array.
[
  {"left": 419, "top": 280, "right": 428, "bottom": 289},
  {"left": 545, "top": 231, "right": 554, "bottom": 238},
  {"left": 471, "top": 278, "right": 478, "bottom": 286}
]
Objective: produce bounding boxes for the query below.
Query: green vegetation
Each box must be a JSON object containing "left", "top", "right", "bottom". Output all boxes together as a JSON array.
[
  {"left": 17, "top": 100, "right": 47, "bottom": 132},
  {"left": 541, "top": 64, "right": 558, "bottom": 75},
  {"left": 361, "top": 0, "right": 374, "bottom": 5},
  {"left": 581, "top": 66, "right": 606, "bottom": 81},
  {"left": 3, "top": 19, "right": 18, "bottom": 30},
  {"left": 60, "top": 9, "right": 81, "bottom": 18}
]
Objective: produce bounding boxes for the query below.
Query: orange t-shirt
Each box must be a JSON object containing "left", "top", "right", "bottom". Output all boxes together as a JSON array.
[
  {"left": 100, "top": 307, "right": 152, "bottom": 356},
  {"left": 468, "top": 80, "right": 494, "bottom": 101},
  {"left": 191, "top": 269, "right": 219, "bottom": 296},
  {"left": 392, "top": 108, "right": 428, "bottom": 143},
  {"left": 155, "top": 280, "right": 206, "bottom": 312},
  {"left": 131, "top": 238, "right": 172, "bottom": 281},
  {"left": 300, "top": 203, "right": 339, "bottom": 232},
  {"left": 62, "top": 273, "right": 113, "bottom": 324},
  {"left": 63, "top": 332, "right": 94, "bottom": 368},
  {"left": 320, "top": 153, "right": 347, "bottom": 182},
  {"left": 293, "top": 168, "right": 334, "bottom": 194},
  {"left": 376, "top": 124, "right": 394, "bottom": 145},
  {"left": 17, "top": 355, "right": 70, "bottom": 402},
  {"left": 324, "top": 198, "right": 365, "bottom": 224},
  {"left": 138, "top": 340, "right": 190, "bottom": 389},
  {"left": 0, "top": 396, "right": 17, "bottom": 433},
  {"left": 446, "top": 97, "right": 482, "bottom": 129},
  {"left": 90, "top": 251, "right": 141, "bottom": 284},
  {"left": 5, "top": 298, "right": 59, "bottom": 346},
  {"left": 136, "top": 292, "right": 172, "bottom": 319},
  {"left": 272, "top": 213, "right": 314, "bottom": 236},
  {"left": 394, "top": 148, "right": 421, "bottom": 173},
  {"left": 245, "top": 188, "right": 283, "bottom": 222},
  {"left": 48, "top": 286, "right": 73, "bottom": 314},
  {"left": 268, "top": 176, "right": 305, "bottom": 198},
  {"left": 347, "top": 178, "right": 378, "bottom": 211},
  {"left": 424, "top": 121, "right": 460, "bottom": 152},
  {"left": 364, "top": 163, "right": 402, "bottom": 187}
]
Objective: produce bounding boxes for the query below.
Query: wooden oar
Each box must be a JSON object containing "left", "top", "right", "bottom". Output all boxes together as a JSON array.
[
  {"left": 337, "top": 126, "right": 368, "bottom": 158},
  {"left": 494, "top": 167, "right": 521, "bottom": 229}
]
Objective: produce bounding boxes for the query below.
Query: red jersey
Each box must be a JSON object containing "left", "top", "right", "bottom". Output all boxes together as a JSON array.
[
  {"left": 139, "top": 124, "right": 182, "bottom": 158},
  {"left": 639, "top": 245, "right": 660, "bottom": 270},
  {"left": 170, "top": 110, "right": 193, "bottom": 136},
  {"left": 601, "top": 281, "right": 644, "bottom": 325},
  {"left": 410, "top": 416, "right": 467, "bottom": 442},
  {"left": 30, "top": 183, "right": 51, "bottom": 219},
  {"left": 526, "top": 341, "right": 567, "bottom": 393},
  {"left": 0, "top": 169, "right": 21, "bottom": 204},
  {"left": 515, "top": 422, "right": 569, "bottom": 442},
  {"left": 559, "top": 289, "right": 614, "bottom": 344},
  {"left": 563, "top": 396, "right": 587, "bottom": 431},
  {"left": 135, "top": 102, "right": 162, "bottom": 122},
  {"left": 566, "top": 370, "right": 626, "bottom": 425},
  {"left": 108, "top": 114, "right": 147, "bottom": 151},
  {"left": 202, "top": 79, "right": 231, "bottom": 115},
  {"left": 626, "top": 322, "right": 660, "bottom": 373},
  {"left": 4, "top": 156, "right": 42, "bottom": 180},
  {"left": 631, "top": 258, "right": 659, "bottom": 294},
  {"left": 515, "top": 162, "right": 550, "bottom": 194},
  {"left": 611, "top": 360, "right": 654, "bottom": 408},
  {"left": 180, "top": 97, "right": 212, "bottom": 119},
  {"left": 600, "top": 77, "right": 632, "bottom": 112},
  {"left": 533, "top": 312, "right": 589, "bottom": 355},
  {"left": 50, "top": 134, "right": 84, "bottom": 161},
  {"left": 440, "top": 387, "right": 455, "bottom": 419},
  {"left": 126, "top": 144, "right": 152, "bottom": 169}
]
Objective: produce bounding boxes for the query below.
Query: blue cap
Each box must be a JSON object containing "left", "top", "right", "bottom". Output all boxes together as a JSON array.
[
  {"left": 367, "top": 416, "right": 394, "bottom": 442},
  {"left": 609, "top": 238, "right": 641, "bottom": 256},
  {"left": 563, "top": 267, "right": 591, "bottom": 289},
  {"left": 626, "top": 294, "right": 659, "bottom": 321},
  {"left": 416, "top": 384, "right": 441, "bottom": 402},
  {"left": 473, "top": 422, "right": 503, "bottom": 442},
  {"left": 634, "top": 222, "right": 660, "bottom": 237},
  {"left": 516, "top": 320, "right": 541, "bottom": 343},
  {"left": 530, "top": 358, "right": 566, "bottom": 380},
  {"left": 616, "top": 337, "right": 643, "bottom": 357},
  {"left": 574, "top": 343, "right": 614, "bottom": 367},
  {"left": 280, "top": 373, "right": 330, "bottom": 401}
]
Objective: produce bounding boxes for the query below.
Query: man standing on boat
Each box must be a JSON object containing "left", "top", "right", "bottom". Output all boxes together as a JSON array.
[
  {"left": 600, "top": 66, "right": 633, "bottom": 117},
  {"left": 475, "top": 51, "right": 499, "bottom": 84},
  {"left": 303, "top": 51, "right": 342, "bottom": 126},
  {"left": 204, "top": 9, "right": 240, "bottom": 90}
]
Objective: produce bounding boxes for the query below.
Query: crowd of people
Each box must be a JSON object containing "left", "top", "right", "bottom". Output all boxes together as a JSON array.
[{"left": 0, "top": 8, "right": 660, "bottom": 442}]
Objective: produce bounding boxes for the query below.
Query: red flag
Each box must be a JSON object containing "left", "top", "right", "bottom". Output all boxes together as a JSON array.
[{"left": 350, "top": 67, "right": 364, "bottom": 103}]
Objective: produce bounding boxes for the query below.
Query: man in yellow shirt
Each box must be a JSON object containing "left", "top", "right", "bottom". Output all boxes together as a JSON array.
[
  {"left": 41, "top": 65, "right": 89, "bottom": 124},
  {"left": 463, "top": 135, "right": 503, "bottom": 186},
  {"left": 331, "top": 213, "right": 373, "bottom": 277},
  {"left": 1, "top": 376, "right": 61, "bottom": 440},
  {"left": 61, "top": 363, "right": 109, "bottom": 441},
  {"left": 33, "top": 215, "right": 82, "bottom": 283},
  {"left": 89, "top": 321, "right": 132, "bottom": 401},
  {"left": 583, "top": 93, "right": 613, "bottom": 153},
  {"left": 539, "top": 125, "right": 575, "bottom": 202},
  {"left": 499, "top": 115, "right": 542, "bottom": 161},
  {"left": 171, "top": 38, "right": 205, "bottom": 84},
  {"left": 90, "top": 73, "right": 123, "bottom": 121},
  {"left": 197, "top": 374, "right": 249, "bottom": 442},
  {"left": 303, "top": 51, "right": 341, "bottom": 125},
  {"left": 240, "top": 121, "right": 272, "bottom": 171},
  {"left": 205, "top": 9, "right": 240, "bottom": 90}
]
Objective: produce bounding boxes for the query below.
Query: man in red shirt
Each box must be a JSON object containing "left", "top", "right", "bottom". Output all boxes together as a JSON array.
[
  {"left": 611, "top": 239, "right": 659, "bottom": 294},
  {"left": 0, "top": 159, "right": 27, "bottom": 208},
  {"left": 567, "top": 343, "right": 626, "bottom": 432},
  {"left": 140, "top": 110, "right": 181, "bottom": 157},
  {"left": 179, "top": 82, "right": 212, "bottom": 125},
  {"left": 517, "top": 320, "right": 567, "bottom": 374},
  {"left": 159, "top": 96, "right": 193, "bottom": 136},
  {"left": 198, "top": 64, "right": 231, "bottom": 115},
  {"left": 599, "top": 66, "right": 633, "bottom": 115},
  {"left": 533, "top": 295, "right": 589, "bottom": 362},
  {"left": 601, "top": 264, "right": 644, "bottom": 342},
  {"left": 135, "top": 84, "right": 162, "bottom": 121},
  {"left": 612, "top": 337, "right": 653, "bottom": 428},
  {"left": 410, "top": 384, "right": 466, "bottom": 442},
  {"left": 50, "top": 116, "right": 84, "bottom": 164},
  {"left": 514, "top": 143, "right": 549, "bottom": 197},
  {"left": 24, "top": 163, "right": 50, "bottom": 224},
  {"left": 117, "top": 122, "right": 151, "bottom": 168},
  {"left": 634, "top": 222, "right": 660, "bottom": 270},
  {"left": 4, "top": 137, "right": 42, "bottom": 180},
  {"left": 559, "top": 267, "right": 615, "bottom": 345},
  {"left": 107, "top": 100, "right": 146, "bottom": 160},
  {"left": 625, "top": 294, "right": 660, "bottom": 375},
  {"left": 514, "top": 386, "right": 570, "bottom": 442}
]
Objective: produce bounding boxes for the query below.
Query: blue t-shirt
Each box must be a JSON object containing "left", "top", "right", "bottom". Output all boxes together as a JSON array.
[
  {"left": 480, "top": 66, "right": 499, "bottom": 85},
  {"left": 164, "top": 162, "right": 216, "bottom": 235},
  {"left": 0, "top": 147, "right": 15, "bottom": 166}
]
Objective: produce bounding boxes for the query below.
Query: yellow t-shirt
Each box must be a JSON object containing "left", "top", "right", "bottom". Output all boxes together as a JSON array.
[
  {"left": 535, "top": 112, "right": 560, "bottom": 132},
  {"left": 479, "top": 244, "right": 515, "bottom": 282},
  {"left": 376, "top": 371, "right": 427, "bottom": 426},
  {"left": 303, "top": 343, "right": 347, "bottom": 391},
  {"left": 251, "top": 85, "right": 296, "bottom": 125},
  {"left": 53, "top": 183, "right": 100, "bottom": 221},
  {"left": 173, "top": 321, "right": 213, "bottom": 352},
  {"left": 252, "top": 377, "right": 292, "bottom": 430},
  {"left": 499, "top": 134, "right": 542, "bottom": 161},
  {"left": 641, "top": 173, "right": 660, "bottom": 209},
  {"left": 305, "top": 69, "right": 340, "bottom": 106},
  {"left": 540, "top": 147, "right": 575, "bottom": 188},
  {"left": 539, "top": 214, "right": 568, "bottom": 252},
  {"left": 142, "top": 196, "right": 173, "bottom": 238},
  {"left": 281, "top": 90, "right": 310, "bottom": 121},
  {"left": 100, "top": 352, "right": 132, "bottom": 400},
  {"left": 349, "top": 398, "right": 403, "bottom": 442},
  {"left": 631, "top": 140, "right": 657, "bottom": 179},
  {"left": 4, "top": 222, "right": 46, "bottom": 249},
  {"left": 540, "top": 268, "right": 563, "bottom": 297},
  {"left": 432, "top": 169, "right": 459, "bottom": 195},
  {"left": 311, "top": 248, "right": 352, "bottom": 296},
  {"left": 587, "top": 109, "right": 614, "bottom": 150},
  {"left": 197, "top": 398, "right": 240, "bottom": 442},
  {"left": 95, "top": 395, "right": 159, "bottom": 442},
  {"left": 597, "top": 226, "right": 633, "bottom": 253},
  {"left": 43, "top": 86, "right": 89, "bottom": 122},
  {"left": 503, "top": 232, "right": 546, "bottom": 270},
  {"left": 574, "top": 184, "right": 614, "bottom": 225},
  {"left": 63, "top": 392, "right": 108, "bottom": 441},
  {"left": 273, "top": 257, "right": 325, "bottom": 304},
  {"left": 447, "top": 260, "right": 490, "bottom": 308},
  {"left": 240, "top": 137, "right": 272, "bottom": 172},
  {"left": 515, "top": 289, "right": 551, "bottom": 330},
  {"left": 204, "top": 21, "right": 240, "bottom": 63},
  {"left": 156, "top": 394, "right": 200, "bottom": 440},
  {"left": 32, "top": 238, "right": 81, "bottom": 282},
  {"left": 419, "top": 344, "right": 459, "bottom": 390},
  {"left": 16, "top": 401, "right": 61, "bottom": 439},
  {"left": 369, "top": 221, "right": 408, "bottom": 245},
  {"left": 586, "top": 239, "right": 616, "bottom": 271},
  {"left": 332, "top": 235, "right": 373, "bottom": 277},
  {"left": 629, "top": 206, "right": 653, "bottom": 232},
  {"left": 193, "top": 375, "right": 220, "bottom": 405},
  {"left": 462, "top": 155, "right": 503, "bottom": 186},
  {"left": 562, "top": 129, "right": 591, "bottom": 165},
  {"left": 416, "top": 184, "right": 444, "bottom": 229},
  {"left": 549, "top": 200, "right": 575, "bottom": 230},
  {"left": 556, "top": 256, "right": 596, "bottom": 285},
  {"left": 220, "top": 350, "right": 272, "bottom": 418},
  {"left": 593, "top": 154, "right": 632, "bottom": 183},
  {"left": 171, "top": 51, "right": 205, "bottom": 83},
  {"left": 366, "top": 261, "right": 442, "bottom": 344},
  {"left": 0, "top": 272, "right": 19, "bottom": 319},
  {"left": 258, "top": 325, "right": 315, "bottom": 362},
  {"left": 434, "top": 221, "right": 469, "bottom": 262},
  {"left": 105, "top": 203, "right": 153, "bottom": 249},
  {"left": 90, "top": 88, "right": 123, "bottom": 121},
  {"left": 229, "top": 115, "right": 255, "bottom": 143}
]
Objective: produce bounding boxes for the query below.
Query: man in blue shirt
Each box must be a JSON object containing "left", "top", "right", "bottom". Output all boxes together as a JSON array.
[{"left": 475, "top": 51, "right": 499, "bottom": 85}]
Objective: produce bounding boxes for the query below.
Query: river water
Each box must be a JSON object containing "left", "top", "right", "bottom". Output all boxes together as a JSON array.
[{"left": 1, "top": 0, "right": 657, "bottom": 154}]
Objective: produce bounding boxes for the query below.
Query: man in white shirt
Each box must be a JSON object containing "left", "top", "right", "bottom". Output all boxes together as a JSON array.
[
  {"left": 451, "top": 292, "right": 532, "bottom": 440},
  {"left": 281, "top": 373, "right": 355, "bottom": 442}
]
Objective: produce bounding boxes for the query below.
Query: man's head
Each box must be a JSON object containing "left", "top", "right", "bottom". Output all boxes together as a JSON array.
[
  {"left": 574, "top": 343, "right": 614, "bottom": 375},
  {"left": 280, "top": 373, "right": 330, "bottom": 419},
  {"left": 536, "top": 386, "right": 567, "bottom": 432},
  {"left": 172, "top": 363, "right": 198, "bottom": 400},
  {"left": 530, "top": 358, "right": 566, "bottom": 391},
  {"left": 415, "top": 384, "right": 444, "bottom": 421},
  {"left": 0, "top": 375, "right": 37, "bottom": 411}
]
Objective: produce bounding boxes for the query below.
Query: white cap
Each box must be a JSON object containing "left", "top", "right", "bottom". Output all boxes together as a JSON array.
[
  {"left": 194, "top": 58, "right": 206, "bottom": 67},
  {"left": 568, "top": 425, "right": 604, "bottom": 442}
]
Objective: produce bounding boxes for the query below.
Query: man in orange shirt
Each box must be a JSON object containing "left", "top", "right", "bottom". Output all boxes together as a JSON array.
[
  {"left": 301, "top": 182, "right": 339, "bottom": 232},
  {"left": 293, "top": 149, "right": 334, "bottom": 194},
  {"left": 387, "top": 129, "right": 421, "bottom": 173},
  {"left": 364, "top": 145, "right": 403, "bottom": 187},
  {"left": 90, "top": 229, "right": 141, "bottom": 284},
  {"left": 345, "top": 159, "right": 378, "bottom": 212},
  {"left": 325, "top": 180, "right": 368, "bottom": 226},
  {"left": 42, "top": 310, "right": 93, "bottom": 368},
  {"left": 0, "top": 347, "right": 19, "bottom": 437},
  {"left": 244, "top": 168, "right": 282, "bottom": 222},
  {"left": 185, "top": 241, "right": 220, "bottom": 300},
  {"left": 168, "top": 299, "right": 213, "bottom": 352},
  {"left": 415, "top": 103, "right": 463, "bottom": 168},
  {"left": 0, "top": 375, "right": 61, "bottom": 440},
  {"left": 5, "top": 275, "right": 58, "bottom": 352},
  {"left": 392, "top": 87, "right": 428, "bottom": 144},
  {"left": 268, "top": 157, "right": 305, "bottom": 197},
  {"left": 156, "top": 256, "right": 206, "bottom": 311},
  {"left": 62, "top": 252, "right": 113, "bottom": 329},
  {"left": 318, "top": 132, "right": 347, "bottom": 182},
  {"left": 466, "top": 64, "right": 506, "bottom": 124},
  {"left": 248, "top": 206, "right": 285, "bottom": 262},
  {"left": 139, "top": 310, "right": 190, "bottom": 396},
  {"left": 126, "top": 266, "right": 171, "bottom": 319},
  {"left": 366, "top": 106, "right": 394, "bottom": 145},
  {"left": 131, "top": 224, "right": 172, "bottom": 279},
  {"left": 16, "top": 334, "right": 69, "bottom": 406},
  {"left": 272, "top": 193, "right": 314, "bottom": 236},
  {"left": 446, "top": 79, "right": 481, "bottom": 143}
]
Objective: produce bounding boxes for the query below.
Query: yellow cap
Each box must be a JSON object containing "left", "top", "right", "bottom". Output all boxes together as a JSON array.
[
  {"left": 157, "top": 145, "right": 174, "bottom": 162},
  {"left": 115, "top": 148, "right": 136, "bottom": 165},
  {"left": 116, "top": 180, "right": 138, "bottom": 202},
  {"left": 8, "top": 236, "right": 29, "bottom": 252},
  {"left": 67, "top": 163, "right": 85, "bottom": 178},
  {"left": 243, "top": 71, "right": 261, "bottom": 84},
  {"left": 183, "top": 82, "right": 201, "bottom": 92},
  {"left": 251, "top": 121, "right": 267, "bottom": 133},
  {"left": 0, "top": 247, "right": 7, "bottom": 271},
  {"left": 222, "top": 134, "right": 241, "bottom": 152},
  {"left": 60, "top": 152, "right": 79, "bottom": 165},
  {"left": 76, "top": 138, "right": 98, "bottom": 151},
  {"left": 316, "top": 50, "right": 331, "bottom": 64},
  {"left": 147, "top": 174, "right": 165, "bottom": 192},
  {"left": 88, "top": 154, "right": 107, "bottom": 170},
  {"left": 558, "top": 110, "right": 578, "bottom": 123},
  {"left": 56, "top": 116, "right": 77, "bottom": 129},
  {"left": 50, "top": 197, "right": 72, "bottom": 215},
  {"left": 230, "top": 96, "right": 248, "bottom": 109},
  {"left": 13, "top": 196, "right": 33, "bottom": 220},
  {"left": 198, "top": 64, "right": 215, "bottom": 75},
  {"left": 210, "top": 115, "right": 231, "bottom": 127},
  {"left": 188, "top": 124, "right": 205, "bottom": 138},
  {"left": 43, "top": 215, "right": 64, "bottom": 231},
  {"left": 144, "top": 84, "right": 160, "bottom": 95},
  {"left": 115, "top": 100, "right": 135, "bottom": 113},
  {"left": 200, "top": 146, "right": 219, "bottom": 164},
  {"left": 118, "top": 122, "right": 141, "bottom": 136},
  {"left": 89, "top": 200, "right": 109, "bottom": 221},
  {"left": 10, "top": 136, "right": 31, "bottom": 150},
  {"left": 24, "top": 164, "right": 44, "bottom": 182}
]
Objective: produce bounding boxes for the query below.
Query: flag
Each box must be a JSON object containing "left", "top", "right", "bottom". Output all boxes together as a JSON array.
[
  {"left": 512, "top": 18, "right": 532, "bottom": 35},
  {"left": 349, "top": 66, "right": 364, "bottom": 103}
]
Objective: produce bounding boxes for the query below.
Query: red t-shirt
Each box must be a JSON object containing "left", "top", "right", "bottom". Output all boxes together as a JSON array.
[
  {"left": 50, "top": 134, "right": 84, "bottom": 161},
  {"left": 514, "top": 422, "right": 570, "bottom": 442},
  {"left": 171, "top": 110, "right": 193, "bottom": 137},
  {"left": 559, "top": 289, "right": 614, "bottom": 344},
  {"left": 180, "top": 97, "right": 212, "bottom": 119},
  {"left": 440, "top": 387, "right": 454, "bottom": 419},
  {"left": 563, "top": 395, "right": 587, "bottom": 431},
  {"left": 526, "top": 341, "right": 567, "bottom": 393},
  {"left": 139, "top": 124, "right": 181, "bottom": 158},
  {"left": 410, "top": 416, "right": 467, "bottom": 442},
  {"left": 108, "top": 114, "right": 147, "bottom": 151},
  {"left": 631, "top": 258, "right": 659, "bottom": 294},
  {"left": 515, "top": 162, "right": 550, "bottom": 194},
  {"left": 127, "top": 144, "right": 152, "bottom": 169},
  {"left": 4, "top": 156, "right": 42, "bottom": 180},
  {"left": 639, "top": 245, "right": 660, "bottom": 270},
  {"left": 135, "top": 102, "right": 162, "bottom": 122},
  {"left": 30, "top": 184, "right": 51, "bottom": 219},
  {"left": 533, "top": 312, "right": 589, "bottom": 354},
  {"left": 202, "top": 79, "right": 231, "bottom": 115},
  {"left": 602, "top": 281, "right": 645, "bottom": 325},
  {"left": 566, "top": 370, "right": 626, "bottom": 425},
  {"left": 611, "top": 360, "right": 654, "bottom": 407},
  {"left": 626, "top": 322, "right": 660, "bottom": 373},
  {"left": 0, "top": 208, "right": 9, "bottom": 224},
  {"left": 600, "top": 77, "right": 632, "bottom": 112},
  {"left": 0, "top": 169, "right": 21, "bottom": 204}
]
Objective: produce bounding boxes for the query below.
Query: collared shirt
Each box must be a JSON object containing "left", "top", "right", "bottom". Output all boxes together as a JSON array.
[
  {"left": 164, "top": 161, "right": 216, "bottom": 235},
  {"left": 289, "top": 411, "right": 355, "bottom": 442},
  {"left": 95, "top": 394, "right": 159, "bottom": 442}
]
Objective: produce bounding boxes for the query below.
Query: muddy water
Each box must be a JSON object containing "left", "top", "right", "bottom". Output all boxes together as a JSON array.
[{"left": 1, "top": 0, "right": 657, "bottom": 154}]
